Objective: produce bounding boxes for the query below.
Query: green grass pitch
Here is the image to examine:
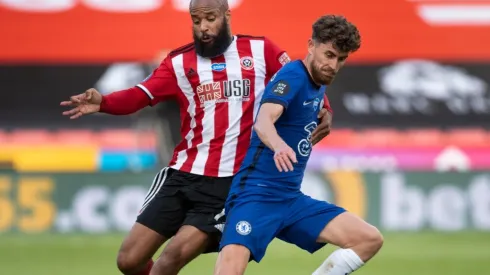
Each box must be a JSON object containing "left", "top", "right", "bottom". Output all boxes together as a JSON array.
[{"left": 1, "top": 232, "right": 488, "bottom": 274}]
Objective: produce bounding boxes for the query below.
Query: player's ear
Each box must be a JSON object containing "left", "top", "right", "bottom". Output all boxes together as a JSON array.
[
  {"left": 225, "top": 10, "right": 231, "bottom": 21},
  {"left": 307, "top": 39, "right": 315, "bottom": 55}
]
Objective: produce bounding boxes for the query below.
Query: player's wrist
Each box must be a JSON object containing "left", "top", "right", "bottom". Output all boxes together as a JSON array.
[
  {"left": 271, "top": 139, "right": 286, "bottom": 152},
  {"left": 99, "top": 95, "right": 108, "bottom": 113}
]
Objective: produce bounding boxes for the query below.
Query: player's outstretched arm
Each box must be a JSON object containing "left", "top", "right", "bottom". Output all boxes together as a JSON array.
[
  {"left": 254, "top": 103, "right": 297, "bottom": 172},
  {"left": 61, "top": 57, "right": 179, "bottom": 119},
  {"left": 60, "top": 87, "right": 150, "bottom": 119}
]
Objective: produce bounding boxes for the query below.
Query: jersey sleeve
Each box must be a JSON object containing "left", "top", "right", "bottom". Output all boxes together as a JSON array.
[
  {"left": 136, "top": 57, "right": 179, "bottom": 106},
  {"left": 261, "top": 69, "right": 303, "bottom": 110},
  {"left": 264, "top": 37, "right": 291, "bottom": 79}
]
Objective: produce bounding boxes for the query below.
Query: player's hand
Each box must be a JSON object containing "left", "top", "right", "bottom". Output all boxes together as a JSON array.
[
  {"left": 273, "top": 143, "right": 297, "bottom": 172},
  {"left": 311, "top": 108, "right": 332, "bottom": 145},
  {"left": 60, "top": 88, "right": 103, "bottom": 119}
]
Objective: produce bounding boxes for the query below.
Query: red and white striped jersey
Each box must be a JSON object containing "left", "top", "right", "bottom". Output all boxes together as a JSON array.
[{"left": 137, "top": 35, "right": 291, "bottom": 177}]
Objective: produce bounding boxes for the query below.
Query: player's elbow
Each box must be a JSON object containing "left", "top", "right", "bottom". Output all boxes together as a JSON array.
[{"left": 253, "top": 123, "right": 264, "bottom": 137}]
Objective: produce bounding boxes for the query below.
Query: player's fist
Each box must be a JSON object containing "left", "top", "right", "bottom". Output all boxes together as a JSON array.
[
  {"left": 60, "top": 88, "right": 103, "bottom": 119},
  {"left": 273, "top": 143, "right": 297, "bottom": 172}
]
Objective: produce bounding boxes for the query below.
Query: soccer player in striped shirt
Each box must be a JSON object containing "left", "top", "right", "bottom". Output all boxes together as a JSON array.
[{"left": 60, "top": 0, "right": 332, "bottom": 274}]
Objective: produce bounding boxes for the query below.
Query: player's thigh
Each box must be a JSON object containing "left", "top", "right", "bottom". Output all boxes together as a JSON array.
[
  {"left": 136, "top": 169, "right": 188, "bottom": 239},
  {"left": 140, "top": 167, "right": 171, "bottom": 212},
  {"left": 277, "top": 195, "right": 346, "bottom": 254},
  {"left": 183, "top": 175, "right": 233, "bottom": 252},
  {"left": 220, "top": 199, "right": 284, "bottom": 263},
  {"left": 317, "top": 211, "right": 381, "bottom": 248}
]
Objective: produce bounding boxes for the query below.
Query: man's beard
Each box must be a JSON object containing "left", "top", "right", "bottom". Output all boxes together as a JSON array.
[
  {"left": 194, "top": 20, "right": 232, "bottom": 58},
  {"left": 310, "top": 62, "right": 334, "bottom": 85}
]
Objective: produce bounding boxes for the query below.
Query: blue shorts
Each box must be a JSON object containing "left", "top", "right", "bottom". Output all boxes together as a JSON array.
[{"left": 219, "top": 192, "right": 346, "bottom": 262}]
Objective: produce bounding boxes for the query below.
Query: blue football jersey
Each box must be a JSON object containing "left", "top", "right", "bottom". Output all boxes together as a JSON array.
[{"left": 231, "top": 60, "right": 326, "bottom": 197}]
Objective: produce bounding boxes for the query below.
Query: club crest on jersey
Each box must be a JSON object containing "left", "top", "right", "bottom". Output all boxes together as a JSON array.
[
  {"left": 211, "top": 63, "right": 226, "bottom": 72},
  {"left": 240, "top": 56, "right": 254, "bottom": 70},
  {"left": 313, "top": 98, "right": 321, "bottom": 111}
]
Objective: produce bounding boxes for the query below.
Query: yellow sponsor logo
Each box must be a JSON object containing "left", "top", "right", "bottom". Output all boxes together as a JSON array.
[
  {"left": 0, "top": 176, "right": 56, "bottom": 233},
  {"left": 325, "top": 171, "right": 367, "bottom": 219}
]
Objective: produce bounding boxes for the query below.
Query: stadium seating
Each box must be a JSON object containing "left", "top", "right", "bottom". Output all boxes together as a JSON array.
[
  {"left": 2, "top": 127, "right": 489, "bottom": 149},
  {"left": 1, "top": 128, "right": 489, "bottom": 172}
]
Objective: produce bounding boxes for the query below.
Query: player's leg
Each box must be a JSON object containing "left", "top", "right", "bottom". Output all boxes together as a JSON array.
[
  {"left": 117, "top": 223, "right": 166, "bottom": 274},
  {"left": 215, "top": 244, "right": 251, "bottom": 275},
  {"left": 117, "top": 168, "right": 187, "bottom": 275},
  {"left": 278, "top": 195, "right": 383, "bottom": 275},
  {"left": 149, "top": 225, "right": 210, "bottom": 275},
  {"left": 214, "top": 198, "right": 284, "bottom": 275},
  {"left": 150, "top": 175, "right": 231, "bottom": 275}
]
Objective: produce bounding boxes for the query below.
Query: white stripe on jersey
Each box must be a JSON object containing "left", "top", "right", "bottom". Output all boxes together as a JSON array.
[
  {"left": 250, "top": 40, "right": 266, "bottom": 123},
  {"left": 136, "top": 84, "right": 154, "bottom": 100},
  {"left": 219, "top": 38, "right": 242, "bottom": 177},
  {"left": 171, "top": 54, "right": 196, "bottom": 170},
  {"left": 192, "top": 55, "right": 214, "bottom": 175}
]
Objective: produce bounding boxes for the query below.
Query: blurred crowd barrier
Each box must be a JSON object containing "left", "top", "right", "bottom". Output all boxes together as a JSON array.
[{"left": 1, "top": 0, "right": 490, "bottom": 233}]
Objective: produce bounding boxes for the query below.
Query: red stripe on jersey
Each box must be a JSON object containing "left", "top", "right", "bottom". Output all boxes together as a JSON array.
[
  {"left": 233, "top": 39, "right": 256, "bottom": 174},
  {"left": 168, "top": 57, "right": 190, "bottom": 168},
  {"left": 204, "top": 55, "right": 229, "bottom": 176},
  {"left": 180, "top": 51, "right": 204, "bottom": 173}
]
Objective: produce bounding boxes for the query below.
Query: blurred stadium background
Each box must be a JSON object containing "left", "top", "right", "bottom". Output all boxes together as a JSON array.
[{"left": 1, "top": 1, "right": 490, "bottom": 274}]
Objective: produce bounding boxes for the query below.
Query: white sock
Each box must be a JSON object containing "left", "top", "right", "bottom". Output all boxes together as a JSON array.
[{"left": 312, "top": 248, "right": 364, "bottom": 275}]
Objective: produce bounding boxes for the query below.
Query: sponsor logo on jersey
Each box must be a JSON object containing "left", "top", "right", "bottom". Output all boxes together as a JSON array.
[
  {"left": 211, "top": 63, "right": 226, "bottom": 72},
  {"left": 197, "top": 79, "right": 251, "bottom": 106}
]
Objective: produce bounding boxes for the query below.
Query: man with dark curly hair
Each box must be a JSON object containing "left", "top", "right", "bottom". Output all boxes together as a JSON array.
[{"left": 214, "top": 15, "right": 383, "bottom": 275}]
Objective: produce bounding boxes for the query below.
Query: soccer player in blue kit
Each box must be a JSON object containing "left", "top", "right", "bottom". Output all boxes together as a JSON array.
[{"left": 214, "top": 15, "right": 383, "bottom": 275}]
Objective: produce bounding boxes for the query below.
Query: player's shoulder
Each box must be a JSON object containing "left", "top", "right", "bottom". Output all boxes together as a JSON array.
[
  {"left": 267, "top": 61, "right": 307, "bottom": 94},
  {"left": 167, "top": 42, "right": 195, "bottom": 58},
  {"left": 274, "top": 61, "right": 307, "bottom": 80}
]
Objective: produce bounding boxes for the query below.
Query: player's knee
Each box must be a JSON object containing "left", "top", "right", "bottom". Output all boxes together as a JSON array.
[
  {"left": 360, "top": 224, "right": 383, "bottom": 253},
  {"left": 215, "top": 244, "right": 249, "bottom": 275},
  {"left": 157, "top": 248, "right": 187, "bottom": 270},
  {"left": 116, "top": 250, "right": 142, "bottom": 274}
]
